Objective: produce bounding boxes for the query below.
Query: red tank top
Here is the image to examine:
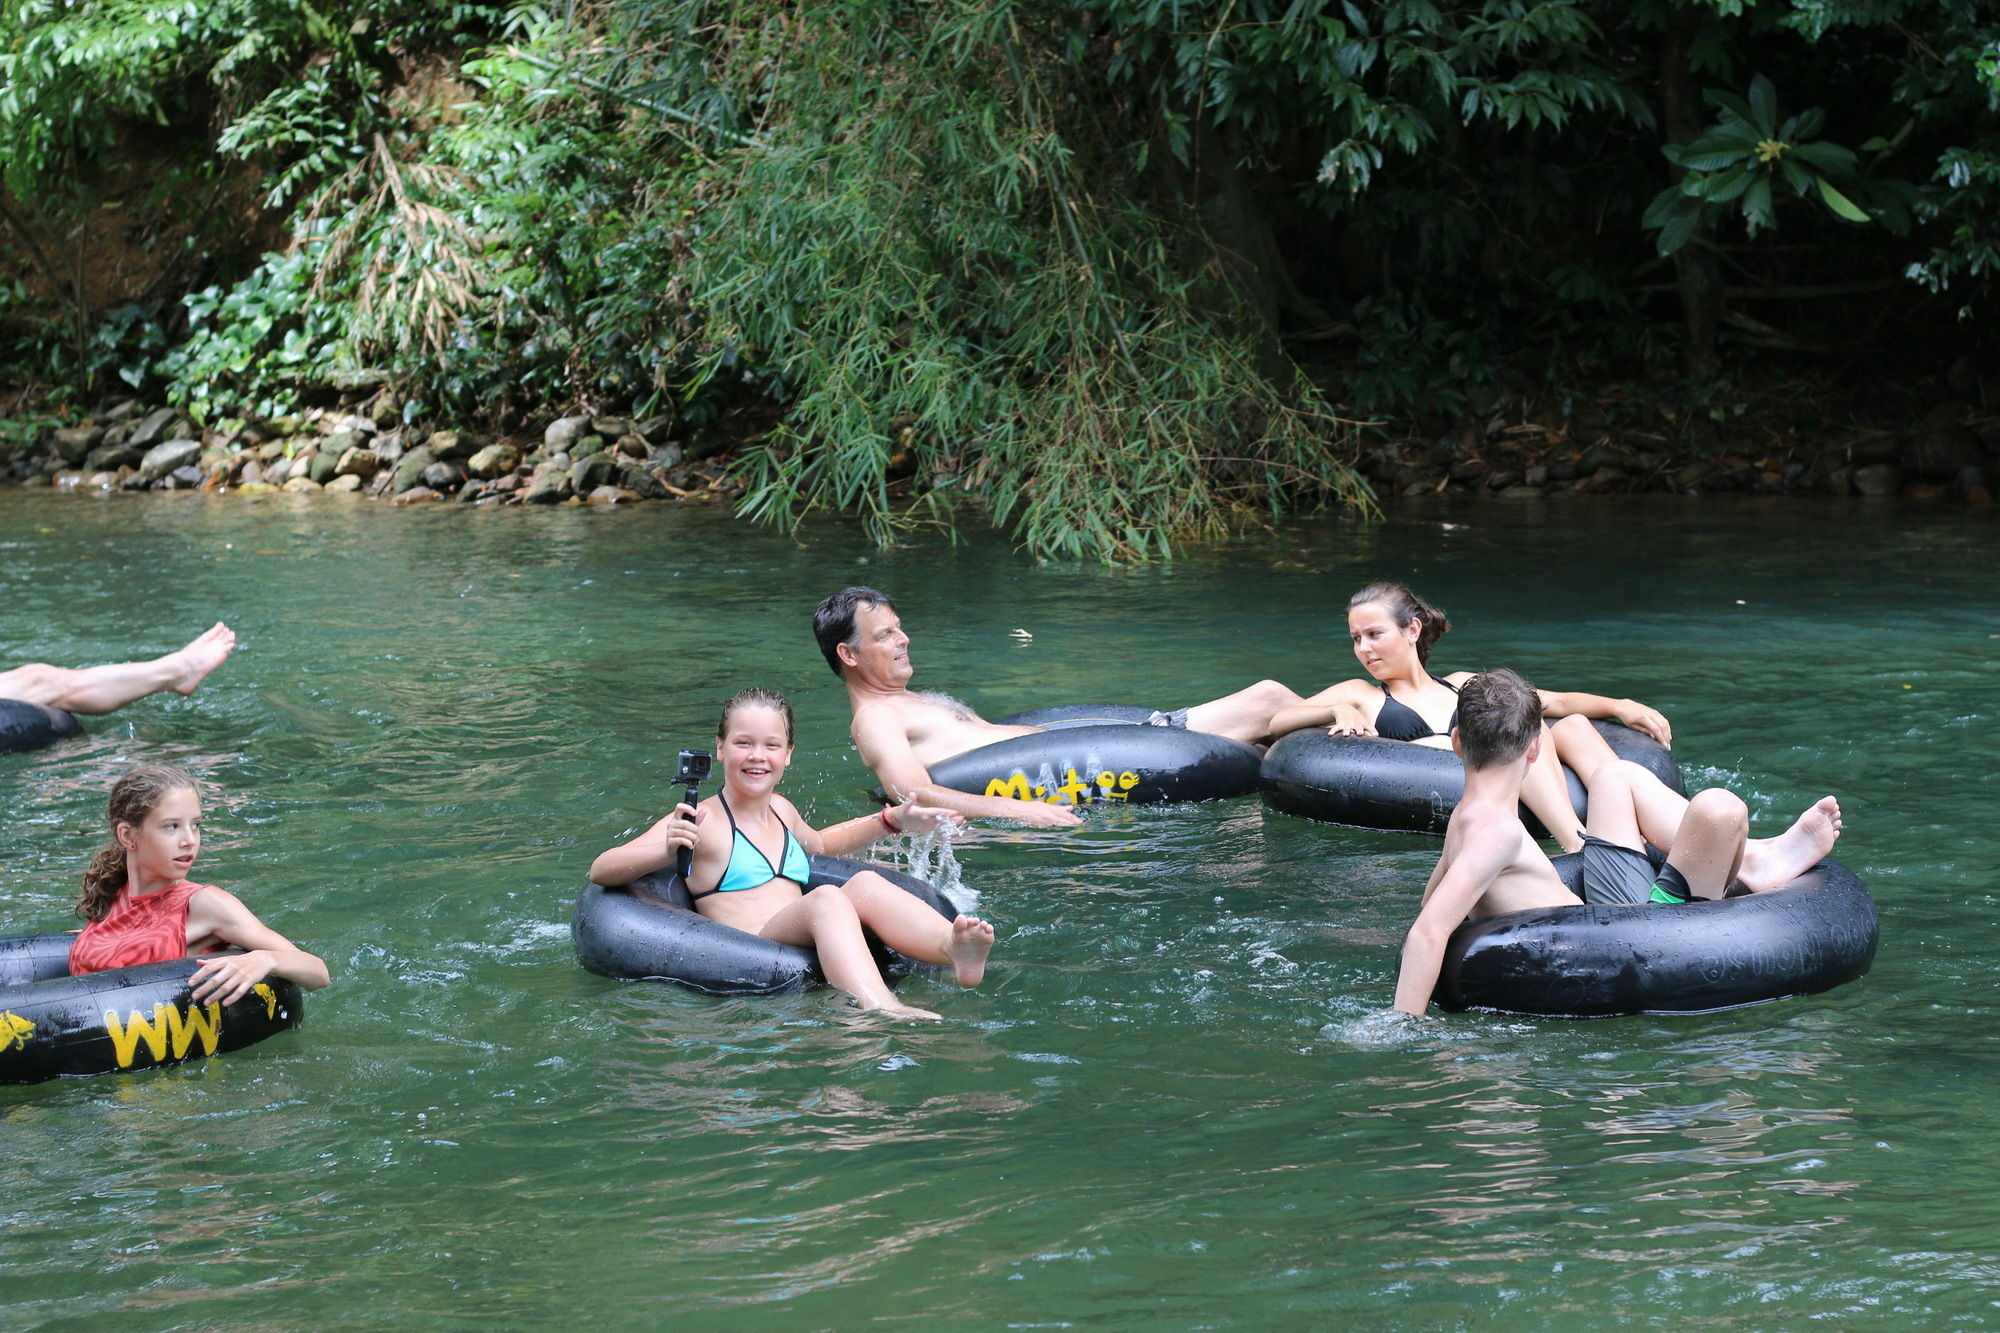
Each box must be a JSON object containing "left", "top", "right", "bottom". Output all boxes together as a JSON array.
[{"left": 68, "top": 881, "right": 212, "bottom": 976}]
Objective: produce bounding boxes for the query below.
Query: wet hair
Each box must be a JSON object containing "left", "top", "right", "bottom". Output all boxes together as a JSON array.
[
  {"left": 1454, "top": 670, "right": 1543, "bottom": 769},
  {"left": 813, "top": 586, "right": 896, "bottom": 677},
  {"left": 1348, "top": 581, "right": 1451, "bottom": 665},
  {"left": 77, "top": 764, "right": 202, "bottom": 922},
  {"left": 717, "top": 686, "right": 796, "bottom": 746}
]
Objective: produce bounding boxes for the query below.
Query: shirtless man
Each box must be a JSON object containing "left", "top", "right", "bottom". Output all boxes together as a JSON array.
[
  {"left": 1392, "top": 668, "right": 1843, "bottom": 1016},
  {"left": 0, "top": 623, "right": 236, "bottom": 714},
  {"left": 813, "top": 586, "right": 1304, "bottom": 827}
]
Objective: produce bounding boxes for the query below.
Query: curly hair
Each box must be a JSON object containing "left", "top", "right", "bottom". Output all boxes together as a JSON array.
[{"left": 76, "top": 764, "right": 202, "bottom": 921}]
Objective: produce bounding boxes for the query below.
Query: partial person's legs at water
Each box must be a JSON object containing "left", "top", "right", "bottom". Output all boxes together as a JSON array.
[
  {"left": 0, "top": 623, "right": 236, "bottom": 714},
  {"left": 756, "top": 873, "right": 993, "bottom": 1018},
  {"left": 1182, "top": 680, "right": 1306, "bottom": 744},
  {"left": 1582, "top": 759, "right": 1840, "bottom": 899},
  {"left": 832, "top": 871, "right": 993, "bottom": 988},
  {"left": 1520, "top": 721, "right": 1588, "bottom": 853}
]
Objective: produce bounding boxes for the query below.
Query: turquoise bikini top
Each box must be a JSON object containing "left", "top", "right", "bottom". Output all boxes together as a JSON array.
[{"left": 686, "top": 792, "right": 810, "bottom": 900}]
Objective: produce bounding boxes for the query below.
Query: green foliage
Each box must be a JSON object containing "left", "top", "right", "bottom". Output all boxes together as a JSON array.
[
  {"left": 583, "top": 0, "right": 1369, "bottom": 558},
  {"left": 162, "top": 244, "right": 350, "bottom": 420},
  {"left": 1642, "top": 73, "right": 1905, "bottom": 252}
]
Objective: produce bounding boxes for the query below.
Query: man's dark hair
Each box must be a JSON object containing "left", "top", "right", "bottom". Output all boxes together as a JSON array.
[
  {"left": 813, "top": 586, "right": 896, "bottom": 676},
  {"left": 1455, "top": 669, "right": 1542, "bottom": 769}
]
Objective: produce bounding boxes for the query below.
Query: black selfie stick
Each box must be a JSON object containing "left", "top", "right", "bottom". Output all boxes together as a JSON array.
[{"left": 676, "top": 773, "right": 701, "bottom": 882}]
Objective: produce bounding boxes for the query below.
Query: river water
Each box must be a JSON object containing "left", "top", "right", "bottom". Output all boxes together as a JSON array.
[{"left": 0, "top": 489, "right": 1993, "bottom": 1329}]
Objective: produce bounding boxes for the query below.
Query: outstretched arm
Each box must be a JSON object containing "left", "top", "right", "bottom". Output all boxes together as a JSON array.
[
  {"left": 1535, "top": 689, "right": 1672, "bottom": 747},
  {"left": 790, "top": 796, "right": 964, "bottom": 858},
  {"left": 589, "top": 805, "right": 701, "bottom": 886},
  {"left": 1269, "top": 680, "right": 1376, "bottom": 738},
  {"left": 852, "top": 707, "right": 1082, "bottom": 828},
  {"left": 184, "top": 887, "right": 330, "bottom": 1006},
  {"left": 1391, "top": 830, "right": 1516, "bottom": 1016}
]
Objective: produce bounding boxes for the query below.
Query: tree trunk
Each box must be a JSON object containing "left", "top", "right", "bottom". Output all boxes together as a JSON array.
[{"left": 1660, "top": 14, "right": 1724, "bottom": 381}]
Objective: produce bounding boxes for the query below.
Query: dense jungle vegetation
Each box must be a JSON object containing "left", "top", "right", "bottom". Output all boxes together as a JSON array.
[{"left": 2, "top": 1, "right": 1996, "bottom": 556}]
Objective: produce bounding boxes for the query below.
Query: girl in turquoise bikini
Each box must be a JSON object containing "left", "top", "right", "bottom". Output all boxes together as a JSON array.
[{"left": 588, "top": 687, "right": 994, "bottom": 1020}]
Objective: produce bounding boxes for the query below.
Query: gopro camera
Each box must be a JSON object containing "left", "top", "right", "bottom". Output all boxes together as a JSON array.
[
  {"left": 675, "top": 749, "right": 712, "bottom": 786},
  {"left": 672, "top": 749, "right": 712, "bottom": 881}
]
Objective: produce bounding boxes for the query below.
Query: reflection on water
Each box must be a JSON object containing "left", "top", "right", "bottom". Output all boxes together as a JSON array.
[{"left": 0, "top": 492, "right": 1996, "bottom": 1327}]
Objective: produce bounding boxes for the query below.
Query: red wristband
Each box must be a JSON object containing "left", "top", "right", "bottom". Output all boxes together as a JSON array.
[{"left": 879, "top": 808, "right": 902, "bottom": 834}]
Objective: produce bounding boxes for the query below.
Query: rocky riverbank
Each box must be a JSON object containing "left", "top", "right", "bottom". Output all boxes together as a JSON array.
[
  {"left": 1, "top": 383, "right": 1995, "bottom": 508},
  {"left": 0, "top": 398, "right": 733, "bottom": 507}
]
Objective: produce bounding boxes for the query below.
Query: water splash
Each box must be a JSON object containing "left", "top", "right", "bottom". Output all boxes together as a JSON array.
[{"left": 901, "top": 824, "right": 977, "bottom": 912}]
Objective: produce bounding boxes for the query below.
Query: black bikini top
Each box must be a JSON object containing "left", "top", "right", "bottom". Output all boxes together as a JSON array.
[{"left": 1373, "top": 674, "right": 1459, "bottom": 742}]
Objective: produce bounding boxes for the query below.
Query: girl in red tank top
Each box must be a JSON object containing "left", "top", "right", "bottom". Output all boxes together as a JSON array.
[{"left": 69, "top": 765, "right": 330, "bottom": 1006}]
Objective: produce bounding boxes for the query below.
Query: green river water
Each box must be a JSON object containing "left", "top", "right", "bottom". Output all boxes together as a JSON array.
[{"left": 0, "top": 489, "right": 1994, "bottom": 1329}]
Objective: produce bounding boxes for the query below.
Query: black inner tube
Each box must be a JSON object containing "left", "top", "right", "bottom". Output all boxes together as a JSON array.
[
  {"left": 1436, "top": 856, "right": 1877, "bottom": 1018},
  {"left": 572, "top": 854, "right": 960, "bottom": 996},
  {"left": 0, "top": 936, "right": 305, "bottom": 1083},
  {"left": 0, "top": 699, "right": 81, "bottom": 755},
  {"left": 1262, "top": 719, "right": 1682, "bottom": 836},
  {"left": 921, "top": 704, "right": 1263, "bottom": 806}
]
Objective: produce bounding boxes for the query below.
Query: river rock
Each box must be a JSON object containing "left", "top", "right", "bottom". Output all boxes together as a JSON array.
[
  {"left": 421, "top": 461, "right": 464, "bottom": 490},
  {"left": 308, "top": 450, "right": 342, "bottom": 486},
  {"left": 390, "top": 446, "right": 437, "bottom": 493},
  {"left": 637, "top": 411, "right": 676, "bottom": 444},
  {"left": 393, "top": 485, "right": 441, "bottom": 504},
  {"left": 325, "top": 473, "right": 365, "bottom": 494},
  {"left": 617, "top": 466, "right": 666, "bottom": 500},
  {"left": 335, "top": 415, "right": 377, "bottom": 435},
  {"left": 1955, "top": 466, "right": 1992, "bottom": 504},
  {"left": 544, "top": 415, "right": 592, "bottom": 451},
  {"left": 127, "top": 407, "right": 178, "bottom": 449},
  {"left": 1499, "top": 484, "right": 1544, "bottom": 498},
  {"left": 335, "top": 447, "right": 381, "bottom": 480},
  {"left": 236, "top": 480, "right": 277, "bottom": 493},
  {"left": 265, "top": 457, "right": 293, "bottom": 485},
  {"left": 138, "top": 438, "right": 201, "bottom": 482},
  {"left": 283, "top": 476, "right": 322, "bottom": 493},
  {"left": 523, "top": 468, "right": 572, "bottom": 504},
  {"left": 648, "top": 442, "right": 685, "bottom": 470},
  {"left": 572, "top": 451, "right": 618, "bottom": 495},
  {"left": 51, "top": 470, "right": 85, "bottom": 490},
  {"left": 1904, "top": 425, "right": 1984, "bottom": 481},
  {"left": 237, "top": 460, "right": 264, "bottom": 485},
  {"left": 1842, "top": 433, "right": 1902, "bottom": 466},
  {"left": 1821, "top": 465, "right": 1853, "bottom": 495},
  {"left": 85, "top": 441, "right": 141, "bottom": 471},
  {"left": 587, "top": 485, "right": 641, "bottom": 505},
  {"left": 591, "top": 417, "right": 633, "bottom": 441},
  {"left": 1903, "top": 480, "right": 1949, "bottom": 501},
  {"left": 51, "top": 424, "right": 104, "bottom": 464},
  {"left": 86, "top": 471, "right": 120, "bottom": 490},
  {"left": 467, "top": 443, "right": 521, "bottom": 479},
  {"left": 426, "top": 430, "right": 479, "bottom": 461},
  {"left": 614, "top": 433, "right": 649, "bottom": 460},
  {"left": 1853, "top": 463, "right": 1901, "bottom": 496}
]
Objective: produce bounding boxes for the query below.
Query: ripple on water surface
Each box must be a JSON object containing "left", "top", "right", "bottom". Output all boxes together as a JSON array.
[{"left": 0, "top": 492, "right": 1995, "bottom": 1328}]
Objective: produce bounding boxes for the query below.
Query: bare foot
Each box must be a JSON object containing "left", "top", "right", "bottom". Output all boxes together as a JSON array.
[
  {"left": 1738, "top": 796, "right": 1842, "bottom": 892},
  {"left": 946, "top": 914, "right": 994, "bottom": 988},
  {"left": 167, "top": 623, "right": 236, "bottom": 695},
  {"left": 865, "top": 1001, "right": 943, "bottom": 1021}
]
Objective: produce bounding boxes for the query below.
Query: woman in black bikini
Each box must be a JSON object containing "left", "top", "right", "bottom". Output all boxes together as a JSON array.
[{"left": 1267, "top": 582, "right": 1673, "bottom": 853}]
